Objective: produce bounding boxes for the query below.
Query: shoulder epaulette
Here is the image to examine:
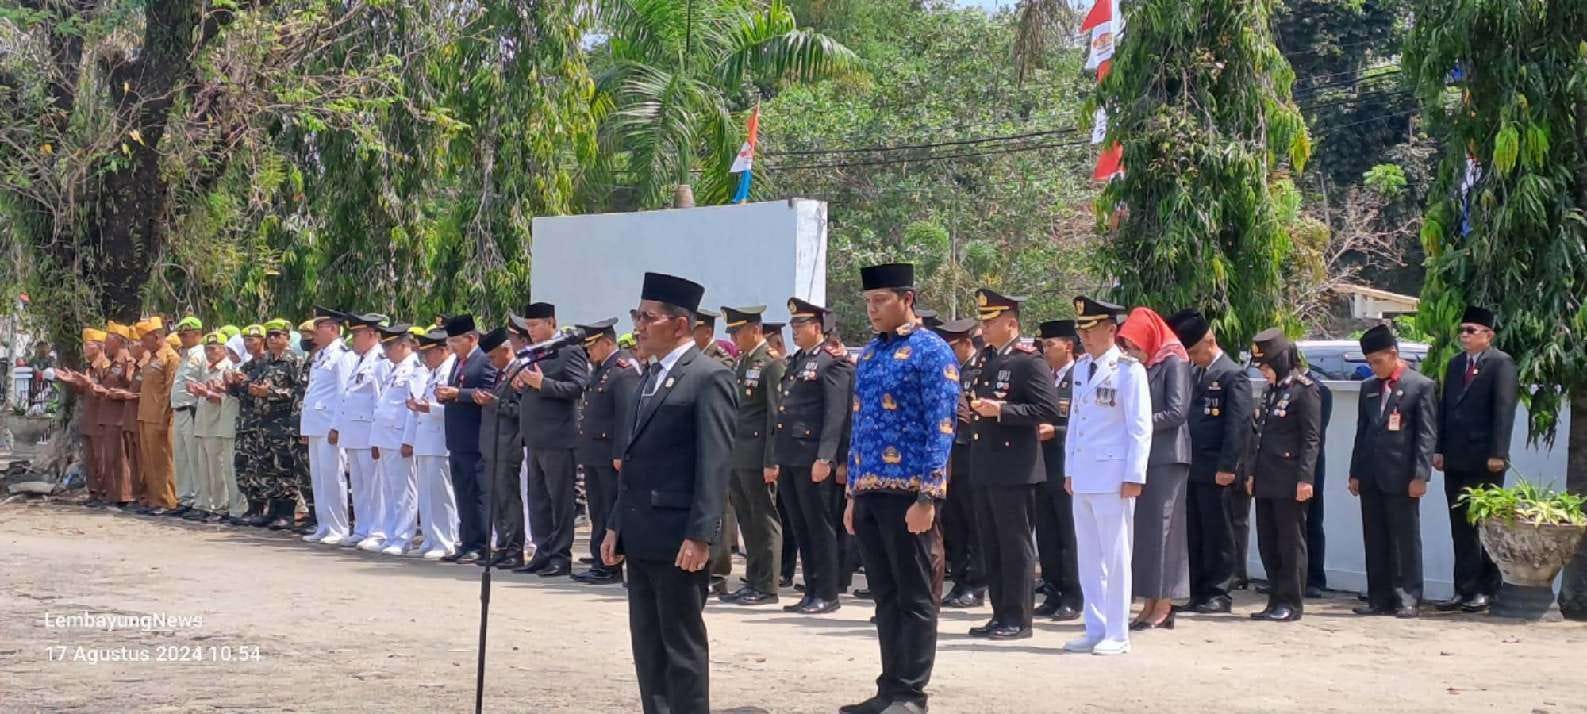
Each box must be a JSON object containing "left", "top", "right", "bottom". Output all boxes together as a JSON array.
[
  {"left": 1012, "top": 340, "right": 1038, "bottom": 354},
  {"left": 1296, "top": 374, "right": 1314, "bottom": 386},
  {"left": 767, "top": 349, "right": 782, "bottom": 359},
  {"left": 616, "top": 358, "right": 632, "bottom": 370},
  {"left": 1118, "top": 354, "right": 1138, "bottom": 364},
  {"left": 823, "top": 344, "right": 847, "bottom": 359}
]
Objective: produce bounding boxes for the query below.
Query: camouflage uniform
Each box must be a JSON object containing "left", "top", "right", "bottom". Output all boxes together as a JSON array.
[
  {"left": 250, "top": 351, "right": 305, "bottom": 505},
  {"left": 229, "top": 357, "right": 269, "bottom": 512},
  {"left": 292, "top": 352, "right": 314, "bottom": 516},
  {"left": 703, "top": 340, "right": 738, "bottom": 370}
]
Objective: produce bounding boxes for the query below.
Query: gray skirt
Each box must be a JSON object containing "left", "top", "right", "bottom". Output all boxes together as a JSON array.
[{"left": 1133, "top": 463, "right": 1190, "bottom": 599}]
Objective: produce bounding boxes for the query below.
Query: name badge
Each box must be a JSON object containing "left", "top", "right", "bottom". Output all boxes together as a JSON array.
[
  {"left": 1058, "top": 399, "right": 1070, "bottom": 417},
  {"left": 1387, "top": 410, "right": 1402, "bottom": 432}
]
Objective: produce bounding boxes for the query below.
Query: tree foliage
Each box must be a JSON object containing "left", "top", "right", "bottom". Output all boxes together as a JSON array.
[{"left": 1094, "top": 0, "right": 1311, "bottom": 347}]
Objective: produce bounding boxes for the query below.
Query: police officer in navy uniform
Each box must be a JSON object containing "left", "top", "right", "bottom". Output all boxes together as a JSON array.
[
  {"left": 1349, "top": 324, "right": 1437, "bottom": 619},
  {"left": 966, "top": 289, "right": 1061, "bottom": 640},
  {"left": 1433, "top": 305, "right": 1518, "bottom": 613},
  {"left": 1034, "top": 319, "right": 1082, "bottom": 621},
  {"left": 774, "top": 297, "right": 855, "bottom": 615},
  {"left": 572, "top": 318, "right": 641, "bottom": 585},
  {"left": 1166, "top": 309, "right": 1252, "bottom": 614},
  {"left": 1245, "top": 329, "right": 1320, "bottom": 622},
  {"left": 935, "top": 318, "right": 987, "bottom": 609},
  {"left": 600, "top": 272, "right": 736, "bottom": 714}
]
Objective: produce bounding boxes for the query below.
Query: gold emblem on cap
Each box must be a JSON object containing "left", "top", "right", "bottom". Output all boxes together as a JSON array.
[
  {"left": 977, "top": 292, "right": 989, "bottom": 307},
  {"left": 1074, "top": 298, "right": 1085, "bottom": 313}
]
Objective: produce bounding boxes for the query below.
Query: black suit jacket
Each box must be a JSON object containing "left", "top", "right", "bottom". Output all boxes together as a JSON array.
[
  {"left": 575, "top": 349, "right": 641, "bottom": 465},
  {"left": 518, "top": 344, "right": 590, "bottom": 450},
  {"left": 969, "top": 339, "right": 1061, "bottom": 487},
  {"left": 1437, "top": 347, "right": 1519, "bottom": 472},
  {"left": 772, "top": 345, "right": 853, "bottom": 468},
  {"left": 1040, "top": 362, "right": 1075, "bottom": 486},
  {"left": 444, "top": 348, "right": 497, "bottom": 455},
  {"left": 1187, "top": 353, "right": 1253, "bottom": 483},
  {"left": 1351, "top": 368, "right": 1438, "bottom": 493},
  {"left": 1250, "top": 374, "right": 1321, "bottom": 499},
  {"left": 612, "top": 346, "right": 738, "bottom": 561}
]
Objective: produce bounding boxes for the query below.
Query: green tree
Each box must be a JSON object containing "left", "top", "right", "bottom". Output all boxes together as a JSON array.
[
  {"left": 1093, "top": 0, "right": 1311, "bottom": 346},
  {"left": 1405, "top": 0, "right": 1587, "bottom": 618},
  {"left": 590, "top": 0, "right": 857, "bottom": 209}
]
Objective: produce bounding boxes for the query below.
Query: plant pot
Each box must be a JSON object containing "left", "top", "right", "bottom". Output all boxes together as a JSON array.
[
  {"left": 673, "top": 184, "right": 695, "bottom": 208},
  {"left": 1478, "top": 519, "right": 1587, "bottom": 620}
]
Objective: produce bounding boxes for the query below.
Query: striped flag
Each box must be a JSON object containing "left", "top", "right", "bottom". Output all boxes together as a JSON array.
[
  {"left": 731, "top": 104, "right": 761, "bottom": 204},
  {"left": 1084, "top": 0, "right": 1124, "bottom": 182}
]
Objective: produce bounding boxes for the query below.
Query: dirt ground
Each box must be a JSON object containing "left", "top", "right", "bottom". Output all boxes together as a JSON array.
[{"left": 3, "top": 499, "right": 1586, "bottom": 713}]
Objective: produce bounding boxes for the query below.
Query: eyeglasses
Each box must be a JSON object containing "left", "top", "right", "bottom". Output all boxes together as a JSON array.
[
  {"left": 1458, "top": 326, "right": 1488, "bottom": 335},
  {"left": 632, "top": 310, "right": 670, "bottom": 326}
]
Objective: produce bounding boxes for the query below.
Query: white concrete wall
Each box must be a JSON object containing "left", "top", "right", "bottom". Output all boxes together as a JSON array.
[
  {"left": 529, "top": 200, "right": 828, "bottom": 336},
  {"left": 1244, "top": 380, "right": 1571, "bottom": 600}
]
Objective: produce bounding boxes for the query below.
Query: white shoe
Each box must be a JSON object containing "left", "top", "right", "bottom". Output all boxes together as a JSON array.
[
  {"left": 1092, "top": 639, "right": 1131, "bottom": 656},
  {"left": 422, "top": 550, "right": 448, "bottom": 561},
  {"left": 320, "top": 533, "right": 351, "bottom": 546},
  {"left": 302, "top": 532, "right": 326, "bottom": 543},
  {"left": 1063, "top": 637, "right": 1100, "bottom": 654},
  {"left": 380, "top": 544, "right": 406, "bottom": 556},
  {"left": 357, "top": 537, "right": 385, "bottom": 552}
]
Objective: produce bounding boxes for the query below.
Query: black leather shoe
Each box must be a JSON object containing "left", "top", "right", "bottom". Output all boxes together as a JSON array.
[
  {"left": 734, "top": 589, "right": 780, "bottom": 605},
  {"left": 778, "top": 575, "right": 794, "bottom": 588},
  {"left": 838, "top": 696, "right": 889, "bottom": 714},
  {"left": 223, "top": 515, "right": 248, "bottom": 526},
  {"left": 793, "top": 582, "right": 807, "bottom": 593},
  {"left": 1191, "top": 597, "right": 1233, "bottom": 614},
  {"left": 1304, "top": 585, "right": 1325, "bottom": 599},
  {"left": 454, "top": 550, "right": 482, "bottom": 564},
  {"left": 1254, "top": 606, "right": 1299, "bottom": 622},
  {"left": 84, "top": 499, "right": 105, "bottom": 509},
  {"left": 267, "top": 517, "right": 293, "bottom": 530},
  {"left": 126, "top": 504, "right": 152, "bottom": 515},
  {"left": 537, "top": 561, "right": 571, "bottom": 577},
  {"left": 1395, "top": 605, "right": 1419, "bottom": 619},
  {"left": 1034, "top": 597, "right": 1061, "bottom": 617},
  {"left": 797, "top": 597, "right": 841, "bottom": 615},
  {"left": 1129, "top": 611, "right": 1175, "bottom": 631},
  {"left": 578, "top": 556, "right": 595, "bottom": 564},
  {"left": 496, "top": 555, "right": 526, "bottom": 570},
  {"left": 182, "top": 509, "right": 207, "bottom": 521},
  {"left": 943, "top": 589, "right": 986, "bottom": 609},
  {"left": 852, "top": 588, "right": 873, "bottom": 600},
  {"left": 1352, "top": 605, "right": 1394, "bottom": 616},
  {"left": 1460, "top": 594, "right": 1491, "bottom": 612},
  {"left": 245, "top": 514, "right": 273, "bottom": 527},
  {"left": 165, "top": 505, "right": 191, "bottom": 517},
  {"left": 968, "top": 620, "right": 999, "bottom": 637},
  {"left": 295, "top": 521, "right": 317, "bottom": 535},
  {"left": 988, "top": 624, "right": 1033, "bottom": 640},
  {"left": 1434, "top": 598, "right": 1467, "bottom": 612},
  {"left": 1050, "top": 604, "right": 1081, "bottom": 621},
  {"left": 513, "top": 558, "right": 549, "bottom": 574},
  {"left": 721, "top": 585, "right": 756, "bottom": 603},
  {"left": 1230, "top": 578, "right": 1249, "bottom": 591},
  {"left": 1255, "top": 583, "right": 1272, "bottom": 595},
  {"left": 783, "top": 596, "right": 812, "bottom": 613},
  {"left": 441, "top": 550, "right": 466, "bottom": 563}
]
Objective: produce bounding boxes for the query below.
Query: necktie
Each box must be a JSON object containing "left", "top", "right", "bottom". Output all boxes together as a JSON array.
[
  {"left": 1464, "top": 355, "right": 1478, "bottom": 385},
  {"left": 1088, "top": 362, "right": 1098, "bottom": 381},
  {"left": 641, "top": 363, "right": 663, "bottom": 399}
]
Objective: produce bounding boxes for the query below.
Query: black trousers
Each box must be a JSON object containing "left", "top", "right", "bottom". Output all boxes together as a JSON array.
[
  {"left": 1255, "top": 497, "right": 1308, "bottom": 612},
  {"left": 1186, "top": 480, "right": 1237, "bottom": 602},
  {"left": 526, "top": 448, "right": 577, "bottom": 565},
  {"left": 584, "top": 462, "right": 622, "bottom": 574},
  {"left": 626, "top": 557, "right": 710, "bottom": 714},
  {"left": 728, "top": 468, "right": 782, "bottom": 593},
  {"left": 832, "top": 482, "right": 859, "bottom": 592},
  {"left": 486, "top": 444, "right": 526, "bottom": 554},
  {"left": 778, "top": 483, "right": 799, "bottom": 581},
  {"left": 782, "top": 464, "right": 842, "bottom": 600},
  {"left": 1306, "top": 453, "right": 1328, "bottom": 590},
  {"left": 1230, "top": 483, "right": 1252, "bottom": 583},
  {"left": 1360, "top": 486, "right": 1424, "bottom": 609},
  {"left": 449, "top": 451, "right": 487, "bottom": 552},
  {"left": 942, "top": 450, "right": 984, "bottom": 591},
  {"left": 1445, "top": 466, "right": 1504, "bottom": 598},
  {"left": 1033, "top": 478, "right": 1080, "bottom": 607},
  {"left": 853, "top": 493, "right": 939, "bottom": 707},
  {"left": 973, "top": 484, "right": 1038, "bottom": 629}
]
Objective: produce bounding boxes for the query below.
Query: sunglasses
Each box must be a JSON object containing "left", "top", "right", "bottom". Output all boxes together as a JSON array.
[{"left": 1458, "top": 326, "right": 1488, "bottom": 335}]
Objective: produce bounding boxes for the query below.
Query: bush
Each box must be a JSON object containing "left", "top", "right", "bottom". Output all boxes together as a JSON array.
[{"left": 1460, "top": 480, "right": 1587, "bottom": 527}]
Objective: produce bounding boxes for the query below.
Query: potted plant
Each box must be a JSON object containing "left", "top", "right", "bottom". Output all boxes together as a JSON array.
[{"left": 1460, "top": 481, "right": 1587, "bottom": 620}]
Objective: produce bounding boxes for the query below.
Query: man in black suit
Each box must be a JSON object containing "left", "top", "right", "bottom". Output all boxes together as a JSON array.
[
  {"left": 601, "top": 272, "right": 736, "bottom": 714},
  {"left": 966, "top": 289, "right": 1061, "bottom": 640},
  {"left": 1033, "top": 319, "right": 1082, "bottom": 621},
  {"left": 477, "top": 326, "right": 525, "bottom": 569},
  {"left": 936, "top": 319, "right": 987, "bottom": 609},
  {"left": 510, "top": 302, "right": 590, "bottom": 577},
  {"left": 572, "top": 318, "right": 641, "bottom": 585},
  {"left": 772, "top": 297, "right": 855, "bottom": 615},
  {"left": 1434, "top": 305, "right": 1519, "bottom": 613},
  {"left": 1349, "top": 324, "right": 1438, "bottom": 618},
  {"left": 436, "top": 314, "right": 499, "bottom": 564},
  {"left": 1167, "top": 309, "right": 1251, "bottom": 614}
]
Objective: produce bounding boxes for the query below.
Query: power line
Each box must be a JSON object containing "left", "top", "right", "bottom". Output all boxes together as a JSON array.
[{"left": 766, "top": 138, "right": 1093, "bottom": 171}]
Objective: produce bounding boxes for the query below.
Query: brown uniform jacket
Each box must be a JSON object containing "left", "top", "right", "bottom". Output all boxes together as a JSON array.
[{"left": 138, "top": 346, "right": 180, "bottom": 426}]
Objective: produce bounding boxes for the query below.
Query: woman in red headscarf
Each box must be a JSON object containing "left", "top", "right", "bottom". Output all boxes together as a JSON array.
[{"left": 1116, "top": 307, "right": 1193, "bottom": 630}]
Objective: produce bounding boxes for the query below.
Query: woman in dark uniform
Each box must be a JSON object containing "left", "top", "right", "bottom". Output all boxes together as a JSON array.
[{"left": 1245, "top": 329, "right": 1321, "bottom": 622}]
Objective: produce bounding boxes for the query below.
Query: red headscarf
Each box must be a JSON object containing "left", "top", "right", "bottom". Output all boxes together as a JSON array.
[{"left": 1118, "top": 307, "right": 1189, "bottom": 367}]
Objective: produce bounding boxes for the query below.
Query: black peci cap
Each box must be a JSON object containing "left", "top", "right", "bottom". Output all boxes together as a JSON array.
[
  {"left": 975, "top": 288, "right": 1026, "bottom": 321},
  {"left": 444, "top": 313, "right": 477, "bottom": 337},
  {"left": 1461, "top": 305, "right": 1496, "bottom": 330},
  {"left": 860, "top": 262, "right": 914, "bottom": 291},
  {"left": 1074, "top": 295, "right": 1125, "bottom": 329},
  {"left": 1359, "top": 323, "right": 1397, "bottom": 355},
  {"left": 640, "top": 272, "right": 706, "bottom": 314},
  {"left": 523, "top": 302, "right": 555, "bottom": 320},
  {"left": 1038, "top": 319, "right": 1077, "bottom": 341},
  {"left": 1165, "top": 309, "right": 1211, "bottom": 347},
  {"left": 479, "top": 327, "right": 509, "bottom": 353}
]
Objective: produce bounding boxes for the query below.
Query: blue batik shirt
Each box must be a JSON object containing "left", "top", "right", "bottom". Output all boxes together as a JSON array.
[{"left": 848, "top": 321, "right": 960, "bottom": 499}]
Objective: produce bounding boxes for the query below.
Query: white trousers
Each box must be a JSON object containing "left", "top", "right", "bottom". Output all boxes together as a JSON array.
[
  {"left": 195, "top": 435, "right": 236, "bottom": 515},
  {"left": 347, "top": 448, "right": 383, "bottom": 541},
  {"left": 415, "top": 455, "right": 459, "bottom": 555},
  {"left": 172, "top": 410, "right": 199, "bottom": 507},
  {"left": 378, "top": 453, "right": 419, "bottom": 549},
  {"left": 307, "top": 436, "right": 349, "bottom": 538},
  {"left": 1074, "top": 491, "right": 1136, "bottom": 645}
]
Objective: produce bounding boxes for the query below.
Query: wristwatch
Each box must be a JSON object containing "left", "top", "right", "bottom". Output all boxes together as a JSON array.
[{"left": 915, "top": 492, "right": 935, "bottom": 506}]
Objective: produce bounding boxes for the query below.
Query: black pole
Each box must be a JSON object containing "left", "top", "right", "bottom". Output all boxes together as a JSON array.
[{"left": 474, "top": 370, "right": 505, "bottom": 714}]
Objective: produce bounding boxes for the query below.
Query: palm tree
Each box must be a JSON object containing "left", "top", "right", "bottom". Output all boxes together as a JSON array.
[{"left": 592, "top": 0, "right": 858, "bottom": 208}]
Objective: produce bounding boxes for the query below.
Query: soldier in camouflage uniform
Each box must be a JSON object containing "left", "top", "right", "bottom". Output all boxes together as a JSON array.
[
  {"left": 228, "top": 324, "right": 272, "bottom": 526},
  {"left": 246, "top": 319, "right": 307, "bottom": 530},
  {"left": 292, "top": 319, "right": 317, "bottom": 534}
]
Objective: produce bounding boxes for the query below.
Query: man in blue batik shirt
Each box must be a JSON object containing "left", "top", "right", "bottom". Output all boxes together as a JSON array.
[{"left": 840, "top": 262, "right": 959, "bottom": 714}]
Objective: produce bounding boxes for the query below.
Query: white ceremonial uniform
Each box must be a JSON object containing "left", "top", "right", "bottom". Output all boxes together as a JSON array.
[
  {"left": 335, "top": 347, "right": 388, "bottom": 546},
  {"left": 170, "top": 344, "right": 207, "bottom": 509},
  {"left": 301, "top": 341, "right": 355, "bottom": 542},
  {"left": 405, "top": 354, "right": 459, "bottom": 558},
  {"left": 371, "top": 352, "right": 423, "bottom": 553},
  {"left": 1065, "top": 345, "right": 1153, "bottom": 650}
]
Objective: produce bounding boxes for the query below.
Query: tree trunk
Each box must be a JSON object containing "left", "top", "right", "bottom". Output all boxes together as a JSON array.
[{"left": 1559, "top": 386, "right": 1587, "bottom": 620}]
